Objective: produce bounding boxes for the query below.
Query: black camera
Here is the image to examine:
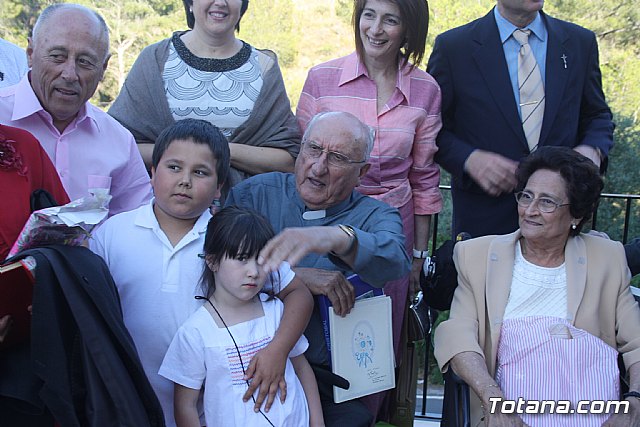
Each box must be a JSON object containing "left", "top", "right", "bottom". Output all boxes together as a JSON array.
[{"left": 419, "top": 232, "right": 471, "bottom": 311}]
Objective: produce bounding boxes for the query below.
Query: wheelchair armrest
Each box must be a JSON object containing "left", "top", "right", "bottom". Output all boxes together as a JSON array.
[{"left": 442, "top": 369, "right": 471, "bottom": 427}]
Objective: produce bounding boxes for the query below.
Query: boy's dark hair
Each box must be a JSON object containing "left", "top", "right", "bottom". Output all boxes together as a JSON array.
[
  {"left": 200, "top": 206, "right": 279, "bottom": 298},
  {"left": 152, "top": 119, "right": 230, "bottom": 186}
]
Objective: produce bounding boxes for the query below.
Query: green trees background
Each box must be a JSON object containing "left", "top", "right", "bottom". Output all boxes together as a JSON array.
[{"left": 2, "top": 0, "right": 639, "bottom": 239}]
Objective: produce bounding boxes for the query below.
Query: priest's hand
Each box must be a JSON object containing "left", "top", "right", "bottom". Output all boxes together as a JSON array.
[
  {"left": 294, "top": 267, "right": 355, "bottom": 316},
  {"left": 258, "top": 226, "right": 354, "bottom": 273}
]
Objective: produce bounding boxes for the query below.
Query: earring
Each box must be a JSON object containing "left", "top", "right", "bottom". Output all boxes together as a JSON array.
[
  {"left": 189, "top": 6, "right": 193, "bottom": 12},
  {"left": 571, "top": 223, "right": 577, "bottom": 230}
]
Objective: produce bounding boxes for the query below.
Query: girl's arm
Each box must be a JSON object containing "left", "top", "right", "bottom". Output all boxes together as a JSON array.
[
  {"left": 291, "top": 354, "right": 325, "bottom": 427},
  {"left": 243, "top": 277, "right": 314, "bottom": 412},
  {"left": 174, "top": 383, "right": 201, "bottom": 427}
]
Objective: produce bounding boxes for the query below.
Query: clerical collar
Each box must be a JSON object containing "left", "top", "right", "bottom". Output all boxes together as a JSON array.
[
  {"left": 302, "top": 210, "right": 326, "bottom": 220},
  {"left": 300, "top": 196, "right": 353, "bottom": 221}
]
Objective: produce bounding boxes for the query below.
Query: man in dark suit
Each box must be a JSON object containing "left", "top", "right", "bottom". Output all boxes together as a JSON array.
[
  {"left": 427, "top": 0, "right": 614, "bottom": 237},
  {"left": 625, "top": 238, "right": 640, "bottom": 277}
]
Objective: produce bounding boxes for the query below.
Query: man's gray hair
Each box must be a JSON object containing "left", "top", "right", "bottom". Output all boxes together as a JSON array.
[
  {"left": 32, "top": 3, "right": 110, "bottom": 59},
  {"left": 303, "top": 111, "right": 375, "bottom": 161}
]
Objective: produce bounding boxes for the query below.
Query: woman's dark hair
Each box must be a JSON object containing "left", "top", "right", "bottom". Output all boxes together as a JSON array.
[
  {"left": 353, "top": 0, "right": 429, "bottom": 70},
  {"left": 152, "top": 119, "right": 230, "bottom": 187},
  {"left": 182, "top": 0, "right": 249, "bottom": 31},
  {"left": 516, "top": 146, "right": 604, "bottom": 236},
  {"left": 200, "top": 206, "right": 279, "bottom": 297}
]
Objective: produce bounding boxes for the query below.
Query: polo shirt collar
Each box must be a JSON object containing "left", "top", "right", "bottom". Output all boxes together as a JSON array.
[{"left": 135, "top": 198, "right": 212, "bottom": 234}]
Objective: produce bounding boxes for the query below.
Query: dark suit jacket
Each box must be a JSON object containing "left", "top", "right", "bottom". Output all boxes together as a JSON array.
[
  {"left": 625, "top": 237, "right": 640, "bottom": 277},
  {"left": 427, "top": 9, "right": 614, "bottom": 237},
  {"left": 0, "top": 246, "right": 165, "bottom": 427}
]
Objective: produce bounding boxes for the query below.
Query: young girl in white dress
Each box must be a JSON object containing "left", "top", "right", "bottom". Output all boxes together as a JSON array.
[{"left": 159, "top": 206, "right": 324, "bottom": 426}]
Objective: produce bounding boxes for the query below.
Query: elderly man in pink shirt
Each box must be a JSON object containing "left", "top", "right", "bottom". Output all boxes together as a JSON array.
[{"left": 0, "top": 3, "right": 151, "bottom": 215}]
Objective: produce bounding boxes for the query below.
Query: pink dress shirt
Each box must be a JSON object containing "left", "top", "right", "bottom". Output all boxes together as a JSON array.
[
  {"left": 0, "top": 75, "right": 152, "bottom": 216},
  {"left": 297, "top": 52, "right": 442, "bottom": 216}
]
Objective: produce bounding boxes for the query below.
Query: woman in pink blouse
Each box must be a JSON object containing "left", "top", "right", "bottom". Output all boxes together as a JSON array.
[{"left": 297, "top": 0, "right": 441, "bottom": 383}]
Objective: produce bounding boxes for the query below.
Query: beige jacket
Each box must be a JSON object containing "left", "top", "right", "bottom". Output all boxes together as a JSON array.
[{"left": 434, "top": 230, "right": 640, "bottom": 425}]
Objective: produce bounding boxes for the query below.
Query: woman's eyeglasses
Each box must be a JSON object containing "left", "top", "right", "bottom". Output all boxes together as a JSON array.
[{"left": 515, "top": 191, "right": 569, "bottom": 213}]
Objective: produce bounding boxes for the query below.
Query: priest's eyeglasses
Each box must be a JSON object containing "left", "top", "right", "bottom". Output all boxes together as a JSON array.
[
  {"left": 301, "top": 140, "right": 366, "bottom": 168},
  {"left": 515, "top": 191, "right": 570, "bottom": 213}
]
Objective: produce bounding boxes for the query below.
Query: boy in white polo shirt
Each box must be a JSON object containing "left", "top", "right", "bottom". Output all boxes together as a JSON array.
[{"left": 90, "top": 119, "right": 312, "bottom": 427}]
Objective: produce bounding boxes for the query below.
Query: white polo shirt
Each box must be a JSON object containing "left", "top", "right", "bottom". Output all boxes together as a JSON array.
[{"left": 90, "top": 200, "right": 294, "bottom": 427}]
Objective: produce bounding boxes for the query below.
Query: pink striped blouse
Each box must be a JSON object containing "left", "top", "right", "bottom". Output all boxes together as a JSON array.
[
  {"left": 496, "top": 316, "right": 619, "bottom": 426},
  {"left": 297, "top": 52, "right": 442, "bottom": 215}
]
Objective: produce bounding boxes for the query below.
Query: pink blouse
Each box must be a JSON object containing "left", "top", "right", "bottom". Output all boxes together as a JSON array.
[
  {"left": 496, "top": 316, "right": 619, "bottom": 426},
  {"left": 297, "top": 52, "right": 442, "bottom": 215}
]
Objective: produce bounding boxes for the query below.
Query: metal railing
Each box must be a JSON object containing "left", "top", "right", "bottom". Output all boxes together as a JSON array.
[
  {"left": 592, "top": 192, "right": 640, "bottom": 243},
  {"left": 414, "top": 188, "right": 640, "bottom": 421}
]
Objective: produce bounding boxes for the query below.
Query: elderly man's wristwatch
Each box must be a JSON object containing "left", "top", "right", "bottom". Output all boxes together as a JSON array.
[{"left": 331, "top": 224, "right": 356, "bottom": 257}]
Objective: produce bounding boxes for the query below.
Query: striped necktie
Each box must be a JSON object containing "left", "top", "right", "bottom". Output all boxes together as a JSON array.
[{"left": 513, "top": 29, "right": 545, "bottom": 152}]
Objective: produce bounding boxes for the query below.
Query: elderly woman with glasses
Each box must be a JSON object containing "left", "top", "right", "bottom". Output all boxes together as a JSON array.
[{"left": 434, "top": 146, "right": 640, "bottom": 427}]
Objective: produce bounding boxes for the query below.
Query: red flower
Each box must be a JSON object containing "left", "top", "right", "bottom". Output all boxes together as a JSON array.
[{"left": 0, "top": 129, "right": 27, "bottom": 176}]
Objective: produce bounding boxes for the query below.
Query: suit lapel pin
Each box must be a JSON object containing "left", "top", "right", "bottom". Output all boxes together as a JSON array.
[{"left": 561, "top": 54, "right": 568, "bottom": 69}]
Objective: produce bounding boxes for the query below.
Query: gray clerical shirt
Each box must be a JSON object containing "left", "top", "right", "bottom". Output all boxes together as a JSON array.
[{"left": 225, "top": 172, "right": 410, "bottom": 366}]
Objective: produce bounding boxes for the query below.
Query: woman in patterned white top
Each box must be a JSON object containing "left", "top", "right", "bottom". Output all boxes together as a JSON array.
[
  {"left": 435, "top": 147, "right": 640, "bottom": 427},
  {"left": 109, "top": 0, "right": 300, "bottom": 188}
]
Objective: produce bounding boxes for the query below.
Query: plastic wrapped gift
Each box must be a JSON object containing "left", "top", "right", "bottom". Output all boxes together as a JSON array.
[{"left": 7, "top": 189, "right": 111, "bottom": 259}]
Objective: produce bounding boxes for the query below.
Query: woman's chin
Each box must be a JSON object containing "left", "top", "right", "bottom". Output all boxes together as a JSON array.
[{"left": 520, "top": 224, "right": 543, "bottom": 240}]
